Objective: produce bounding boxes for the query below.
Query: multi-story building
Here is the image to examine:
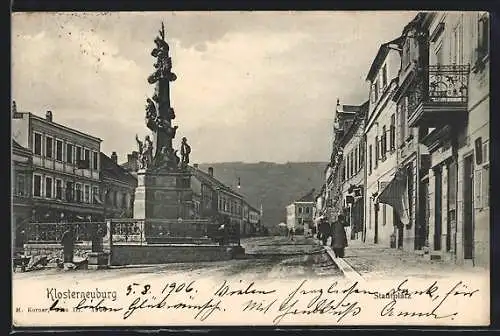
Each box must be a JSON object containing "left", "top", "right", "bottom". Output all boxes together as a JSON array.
[
  {"left": 248, "top": 205, "right": 261, "bottom": 235},
  {"left": 337, "top": 100, "right": 368, "bottom": 241},
  {"left": 242, "top": 202, "right": 250, "bottom": 236},
  {"left": 324, "top": 102, "right": 358, "bottom": 226},
  {"left": 12, "top": 139, "right": 33, "bottom": 249},
  {"left": 100, "top": 152, "right": 138, "bottom": 219},
  {"left": 364, "top": 37, "right": 405, "bottom": 248},
  {"left": 286, "top": 189, "right": 315, "bottom": 235},
  {"left": 389, "top": 14, "right": 433, "bottom": 253},
  {"left": 240, "top": 202, "right": 260, "bottom": 237},
  {"left": 403, "top": 12, "right": 490, "bottom": 266},
  {"left": 189, "top": 165, "right": 258, "bottom": 236},
  {"left": 12, "top": 107, "right": 104, "bottom": 223}
]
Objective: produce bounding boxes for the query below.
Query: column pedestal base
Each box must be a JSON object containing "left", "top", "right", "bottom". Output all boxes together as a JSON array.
[{"left": 87, "top": 252, "right": 109, "bottom": 270}]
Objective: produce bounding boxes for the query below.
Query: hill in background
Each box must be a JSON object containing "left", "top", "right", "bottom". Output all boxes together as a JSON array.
[{"left": 197, "top": 162, "right": 327, "bottom": 233}]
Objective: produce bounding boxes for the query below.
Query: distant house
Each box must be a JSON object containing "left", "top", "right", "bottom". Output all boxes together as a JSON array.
[
  {"left": 286, "top": 189, "right": 315, "bottom": 236},
  {"left": 189, "top": 164, "right": 258, "bottom": 236},
  {"left": 100, "top": 152, "right": 137, "bottom": 218}
]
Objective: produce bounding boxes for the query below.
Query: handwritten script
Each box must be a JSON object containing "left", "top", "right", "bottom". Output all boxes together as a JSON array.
[{"left": 32, "top": 278, "right": 481, "bottom": 325}]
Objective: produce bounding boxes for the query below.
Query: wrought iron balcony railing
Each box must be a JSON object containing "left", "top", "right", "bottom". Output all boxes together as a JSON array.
[
  {"left": 427, "top": 64, "right": 469, "bottom": 104},
  {"left": 408, "top": 64, "right": 470, "bottom": 128}
]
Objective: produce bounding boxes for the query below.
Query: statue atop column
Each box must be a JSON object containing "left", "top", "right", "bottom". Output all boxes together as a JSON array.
[
  {"left": 138, "top": 22, "right": 192, "bottom": 172},
  {"left": 147, "top": 22, "right": 177, "bottom": 85}
]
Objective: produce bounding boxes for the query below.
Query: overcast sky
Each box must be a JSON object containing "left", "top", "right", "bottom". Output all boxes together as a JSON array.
[{"left": 12, "top": 11, "right": 417, "bottom": 164}]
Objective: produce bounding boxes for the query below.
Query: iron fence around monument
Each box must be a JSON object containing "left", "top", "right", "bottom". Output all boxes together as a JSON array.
[
  {"left": 24, "top": 219, "right": 240, "bottom": 246},
  {"left": 107, "top": 218, "right": 240, "bottom": 245},
  {"left": 25, "top": 221, "right": 107, "bottom": 243}
]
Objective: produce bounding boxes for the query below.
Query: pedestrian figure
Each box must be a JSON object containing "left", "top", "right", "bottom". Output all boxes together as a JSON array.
[
  {"left": 61, "top": 227, "right": 75, "bottom": 269},
  {"left": 318, "top": 218, "right": 330, "bottom": 246},
  {"left": 286, "top": 225, "right": 295, "bottom": 241},
  {"left": 330, "top": 214, "right": 348, "bottom": 258}
]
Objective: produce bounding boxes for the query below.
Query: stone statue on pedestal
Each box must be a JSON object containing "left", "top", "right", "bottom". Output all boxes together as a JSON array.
[
  {"left": 180, "top": 137, "right": 191, "bottom": 167},
  {"left": 132, "top": 22, "right": 196, "bottom": 236},
  {"left": 154, "top": 146, "right": 180, "bottom": 171},
  {"left": 136, "top": 134, "right": 154, "bottom": 169}
]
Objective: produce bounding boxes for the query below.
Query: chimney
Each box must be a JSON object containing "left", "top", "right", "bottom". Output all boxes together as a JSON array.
[
  {"left": 193, "top": 163, "right": 199, "bottom": 169},
  {"left": 45, "top": 110, "right": 53, "bottom": 122},
  {"left": 111, "top": 151, "right": 118, "bottom": 164},
  {"left": 208, "top": 167, "right": 214, "bottom": 176}
]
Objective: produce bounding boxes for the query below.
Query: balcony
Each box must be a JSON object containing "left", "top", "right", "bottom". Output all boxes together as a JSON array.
[{"left": 408, "top": 64, "right": 470, "bottom": 128}]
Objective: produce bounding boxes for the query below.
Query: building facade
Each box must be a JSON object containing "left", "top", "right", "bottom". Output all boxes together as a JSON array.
[
  {"left": 12, "top": 108, "right": 104, "bottom": 223},
  {"left": 326, "top": 104, "right": 357, "bottom": 226},
  {"left": 12, "top": 140, "right": 33, "bottom": 249},
  {"left": 405, "top": 12, "right": 490, "bottom": 266},
  {"left": 240, "top": 203, "right": 260, "bottom": 237},
  {"left": 312, "top": 11, "right": 489, "bottom": 268},
  {"left": 248, "top": 205, "right": 261, "bottom": 235},
  {"left": 189, "top": 165, "right": 260, "bottom": 236},
  {"left": 286, "top": 189, "right": 315, "bottom": 235},
  {"left": 364, "top": 38, "right": 404, "bottom": 248},
  {"left": 101, "top": 152, "right": 138, "bottom": 219},
  {"left": 337, "top": 101, "right": 368, "bottom": 241}
]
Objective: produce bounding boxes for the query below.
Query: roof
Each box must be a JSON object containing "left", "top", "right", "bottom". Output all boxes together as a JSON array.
[
  {"left": 401, "top": 12, "right": 427, "bottom": 37},
  {"left": 12, "top": 140, "right": 31, "bottom": 155},
  {"left": 25, "top": 112, "right": 103, "bottom": 143},
  {"left": 339, "top": 100, "right": 369, "bottom": 147},
  {"left": 297, "top": 188, "right": 316, "bottom": 202},
  {"left": 100, "top": 152, "right": 137, "bottom": 186},
  {"left": 188, "top": 165, "right": 244, "bottom": 199},
  {"left": 247, "top": 204, "right": 260, "bottom": 213},
  {"left": 336, "top": 104, "right": 360, "bottom": 114},
  {"left": 365, "top": 36, "right": 403, "bottom": 82}
]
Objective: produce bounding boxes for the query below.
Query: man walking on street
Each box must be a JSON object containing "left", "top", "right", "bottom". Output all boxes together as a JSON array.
[
  {"left": 330, "top": 214, "right": 348, "bottom": 258},
  {"left": 318, "top": 218, "right": 330, "bottom": 246}
]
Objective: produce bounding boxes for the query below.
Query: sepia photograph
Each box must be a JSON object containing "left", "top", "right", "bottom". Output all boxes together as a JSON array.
[{"left": 11, "top": 11, "right": 490, "bottom": 327}]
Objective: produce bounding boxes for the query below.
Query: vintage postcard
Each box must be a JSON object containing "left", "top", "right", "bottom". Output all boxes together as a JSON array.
[{"left": 11, "top": 11, "right": 490, "bottom": 327}]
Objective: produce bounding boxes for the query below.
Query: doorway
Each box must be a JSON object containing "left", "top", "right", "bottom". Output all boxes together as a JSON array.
[
  {"left": 374, "top": 203, "right": 379, "bottom": 244},
  {"left": 447, "top": 159, "right": 458, "bottom": 253},
  {"left": 434, "top": 168, "right": 442, "bottom": 251},
  {"left": 418, "top": 178, "right": 429, "bottom": 250},
  {"left": 463, "top": 155, "right": 474, "bottom": 260}
]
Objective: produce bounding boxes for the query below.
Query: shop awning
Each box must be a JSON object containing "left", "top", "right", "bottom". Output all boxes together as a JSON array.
[{"left": 377, "top": 168, "right": 410, "bottom": 225}]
